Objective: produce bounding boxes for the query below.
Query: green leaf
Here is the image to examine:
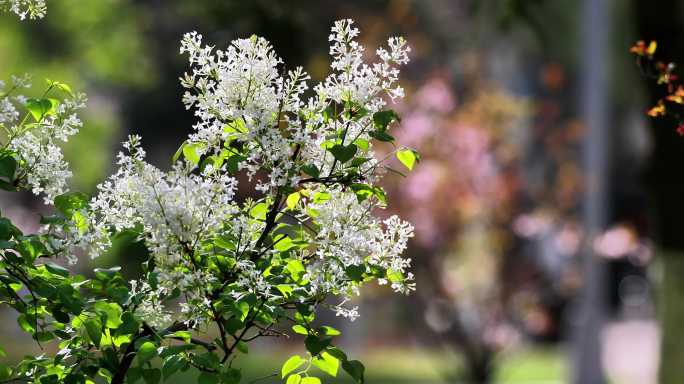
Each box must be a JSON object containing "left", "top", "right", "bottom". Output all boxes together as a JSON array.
[
  {"left": 198, "top": 372, "right": 219, "bottom": 384},
  {"left": 328, "top": 144, "right": 357, "bottom": 164},
  {"left": 172, "top": 141, "right": 187, "bottom": 163},
  {"left": 182, "top": 142, "right": 205, "bottom": 165},
  {"left": 94, "top": 302, "right": 123, "bottom": 329},
  {"left": 226, "top": 154, "right": 246, "bottom": 174},
  {"left": 350, "top": 157, "right": 372, "bottom": 168},
  {"left": 162, "top": 355, "right": 185, "bottom": 380},
  {"left": 35, "top": 331, "right": 54, "bottom": 342},
  {"left": 51, "top": 80, "right": 74, "bottom": 96},
  {"left": 274, "top": 236, "right": 295, "bottom": 252},
  {"left": 167, "top": 330, "right": 191, "bottom": 343},
  {"left": 26, "top": 98, "right": 58, "bottom": 122},
  {"left": 396, "top": 148, "right": 419, "bottom": 171},
  {"left": 353, "top": 138, "right": 370, "bottom": 151},
  {"left": 54, "top": 192, "right": 89, "bottom": 217},
  {"left": 312, "top": 191, "right": 331, "bottom": 204},
  {"left": 228, "top": 300, "right": 250, "bottom": 322},
  {"left": 127, "top": 367, "right": 143, "bottom": 383},
  {"left": 17, "top": 314, "right": 34, "bottom": 333},
  {"left": 236, "top": 341, "right": 248, "bottom": 354},
  {"left": 159, "top": 344, "right": 197, "bottom": 358},
  {"left": 249, "top": 202, "right": 268, "bottom": 221},
  {"left": 319, "top": 140, "right": 335, "bottom": 150},
  {"left": 0, "top": 154, "right": 16, "bottom": 181},
  {"left": 305, "top": 335, "right": 332, "bottom": 356},
  {"left": 301, "top": 164, "right": 320, "bottom": 178},
  {"left": 137, "top": 341, "right": 158, "bottom": 364},
  {"left": 142, "top": 368, "right": 161, "bottom": 384},
  {"left": 301, "top": 377, "right": 321, "bottom": 384},
  {"left": 350, "top": 184, "right": 386, "bottom": 204},
  {"left": 286, "top": 374, "right": 302, "bottom": 384},
  {"left": 292, "top": 325, "right": 308, "bottom": 335},
  {"left": 286, "top": 192, "right": 301, "bottom": 210},
  {"left": 323, "top": 105, "right": 335, "bottom": 122},
  {"left": 345, "top": 265, "right": 365, "bottom": 282},
  {"left": 40, "top": 374, "right": 60, "bottom": 384},
  {"left": 368, "top": 130, "right": 395, "bottom": 142},
  {"left": 319, "top": 326, "right": 341, "bottom": 336},
  {"left": 220, "top": 368, "right": 241, "bottom": 384},
  {"left": 224, "top": 118, "right": 247, "bottom": 134},
  {"left": 276, "top": 284, "right": 294, "bottom": 298},
  {"left": 372, "top": 110, "right": 400, "bottom": 132},
  {"left": 85, "top": 318, "right": 102, "bottom": 347},
  {"left": 387, "top": 269, "right": 404, "bottom": 283},
  {"left": 286, "top": 259, "right": 306, "bottom": 282},
  {"left": 0, "top": 218, "right": 13, "bottom": 240},
  {"left": 0, "top": 364, "right": 10, "bottom": 380},
  {"left": 281, "top": 355, "right": 306, "bottom": 378},
  {"left": 342, "top": 360, "right": 365, "bottom": 383},
  {"left": 116, "top": 312, "right": 141, "bottom": 336},
  {"left": 44, "top": 262, "right": 69, "bottom": 277},
  {"left": 39, "top": 215, "right": 64, "bottom": 225},
  {"left": 325, "top": 347, "right": 348, "bottom": 362},
  {"left": 16, "top": 236, "right": 46, "bottom": 262},
  {"left": 224, "top": 317, "right": 244, "bottom": 334},
  {"left": 312, "top": 352, "right": 339, "bottom": 377}
]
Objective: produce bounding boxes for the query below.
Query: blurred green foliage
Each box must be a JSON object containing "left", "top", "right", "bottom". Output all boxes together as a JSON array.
[{"left": 0, "top": 0, "right": 152, "bottom": 191}]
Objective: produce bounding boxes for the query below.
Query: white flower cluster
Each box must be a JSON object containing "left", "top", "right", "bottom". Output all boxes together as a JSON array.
[
  {"left": 0, "top": 75, "right": 86, "bottom": 203},
  {"left": 65, "top": 20, "right": 414, "bottom": 326},
  {"left": 322, "top": 19, "right": 409, "bottom": 105},
  {"left": 0, "top": 0, "right": 46, "bottom": 20},
  {"left": 88, "top": 136, "right": 238, "bottom": 260},
  {"left": 180, "top": 32, "right": 311, "bottom": 193},
  {"left": 304, "top": 187, "right": 415, "bottom": 319},
  {"left": 55, "top": 135, "right": 237, "bottom": 325},
  {"left": 179, "top": 19, "right": 410, "bottom": 193}
]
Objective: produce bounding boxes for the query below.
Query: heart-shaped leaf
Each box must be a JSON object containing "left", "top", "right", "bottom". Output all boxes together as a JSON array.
[
  {"left": 26, "top": 98, "right": 59, "bottom": 122},
  {"left": 328, "top": 144, "right": 357, "bottom": 164},
  {"left": 396, "top": 148, "right": 419, "bottom": 171}
]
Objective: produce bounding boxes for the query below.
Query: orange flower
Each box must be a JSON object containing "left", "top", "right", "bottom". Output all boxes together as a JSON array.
[
  {"left": 666, "top": 86, "right": 684, "bottom": 104},
  {"left": 630, "top": 40, "right": 657, "bottom": 57},
  {"left": 648, "top": 100, "right": 666, "bottom": 117}
]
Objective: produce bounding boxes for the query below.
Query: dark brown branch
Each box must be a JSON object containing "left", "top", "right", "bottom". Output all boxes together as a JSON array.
[{"left": 250, "top": 144, "right": 301, "bottom": 261}]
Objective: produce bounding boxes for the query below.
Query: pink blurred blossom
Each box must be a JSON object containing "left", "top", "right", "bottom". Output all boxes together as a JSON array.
[{"left": 415, "top": 76, "right": 456, "bottom": 113}]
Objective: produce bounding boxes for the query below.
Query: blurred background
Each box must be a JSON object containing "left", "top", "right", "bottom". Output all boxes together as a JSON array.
[{"left": 2, "top": 0, "right": 684, "bottom": 383}]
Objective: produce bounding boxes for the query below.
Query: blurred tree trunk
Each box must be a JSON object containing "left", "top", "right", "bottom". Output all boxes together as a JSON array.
[
  {"left": 572, "top": 0, "right": 609, "bottom": 382},
  {"left": 634, "top": 1, "right": 684, "bottom": 383},
  {"left": 446, "top": 322, "right": 494, "bottom": 383}
]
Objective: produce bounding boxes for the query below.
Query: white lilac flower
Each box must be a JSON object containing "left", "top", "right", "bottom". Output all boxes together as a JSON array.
[
  {"left": 304, "top": 186, "right": 415, "bottom": 300},
  {"left": 129, "top": 280, "right": 173, "bottom": 328},
  {"left": 0, "top": 0, "right": 46, "bottom": 20},
  {"left": 1, "top": 77, "right": 86, "bottom": 204},
  {"left": 179, "top": 21, "right": 411, "bottom": 194},
  {"left": 86, "top": 135, "right": 239, "bottom": 263}
]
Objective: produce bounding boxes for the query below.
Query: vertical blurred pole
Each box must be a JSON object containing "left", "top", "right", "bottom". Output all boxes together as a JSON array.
[{"left": 572, "top": 0, "right": 609, "bottom": 383}]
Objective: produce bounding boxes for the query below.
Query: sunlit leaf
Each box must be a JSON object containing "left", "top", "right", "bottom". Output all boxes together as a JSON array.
[
  {"left": 396, "top": 148, "right": 419, "bottom": 171},
  {"left": 281, "top": 355, "right": 306, "bottom": 378}
]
